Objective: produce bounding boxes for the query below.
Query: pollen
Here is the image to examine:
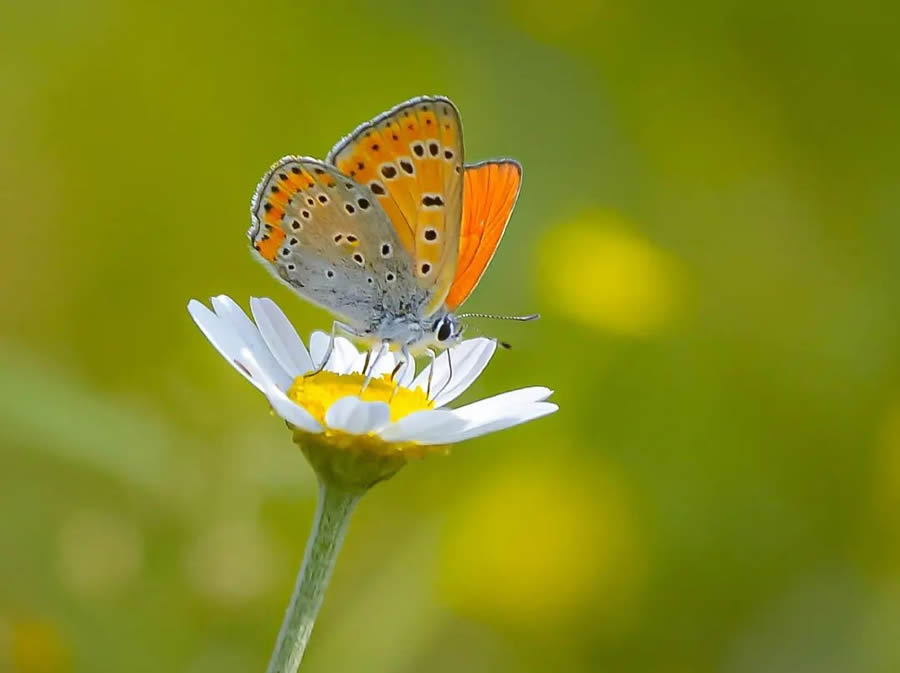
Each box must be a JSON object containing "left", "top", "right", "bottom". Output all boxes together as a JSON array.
[
  {"left": 289, "top": 371, "right": 432, "bottom": 423},
  {"left": 286, "top": 371, "right": 440, "bottom": 458}
]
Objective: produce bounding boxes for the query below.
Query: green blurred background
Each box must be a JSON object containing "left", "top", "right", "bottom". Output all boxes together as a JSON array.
[{"left": 3, "top": 0, "right": 900, "bottom": 671}]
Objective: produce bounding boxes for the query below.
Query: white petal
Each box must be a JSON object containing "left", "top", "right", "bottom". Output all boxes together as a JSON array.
[
  {"left": 308, "top": 332, "right": 361, "bottom": 373},
  {"left": 431, "top": 338, "right": 498, "bottom": 407},
  {"left": 189, "top": 301, "right": 321, "bottom": 432},
  {"left": 350, "top": 350, "right": 367, "bottom": 374},
  {"left": 442, "top": 402, "right": 558, "bottom": 443},
  {"left": 188, "top": 300, "right": 243, "bottom": 359},
  {"left": 350, "top": 345, "right": 396, "bottom": 377},
  {"left": 309, "top": 331, "right": 330, "bottom": 369},
  {"left": 379, "top": 409, "right": 466, "bottom": 444},
  {"left": 417, "top": 338, "right": 489, "bottom": 389},
  {"left": 188, "top": 300, "right": 261, "bottom": 391},
  {"left": 239, "top": 347, "right": 322, "bottom": 433},
  {"left": 250, "top": 297, "right": 313, "bottom": 377},
  {"left": 412, "top": 338, "right": 496, "bottom": 404},
  {"left": 264, "top": 388, "right": 324, "bottom": 433},
  {"left": 325, "top": 397, "right": 391, "bottom": 434},
  {"left": 450, "top": 387, "right": 555, "bottom": 423},
  {"left": 378, "top": 350, "right": 399, "bottom": 377},
  {"left": 366, "top": 344, "right": 398, "bottom": 378},
  {"left": 211, "top": 295, "right": 291, "bottom": 390},
  {"left": 332, "top": 337, "right": 362, "bottom": 374},
  {"left": 411, "top": 353, "right": 446, "bottom": 397}
]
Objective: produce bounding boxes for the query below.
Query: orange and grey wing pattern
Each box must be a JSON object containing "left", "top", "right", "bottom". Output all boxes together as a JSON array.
[
  {"left": 445, "top": 160, "right": 522, "bottom": 311},
  {"left": 327, "top": 96, "right": 464, "bottom": 315},
  {"left": 248, "top": 156, "right": 420, "bottom": 328}
]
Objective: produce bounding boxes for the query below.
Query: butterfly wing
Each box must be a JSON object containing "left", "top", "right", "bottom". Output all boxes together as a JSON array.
[
  {"left": 444, "top": 160, "right": 523, "bottom": 311},
  {"left": 249, "top": 156, "right": 422, "bottom": 331},
  {"left": 326, "top": 96, "right": 464, "bottom": 317}
]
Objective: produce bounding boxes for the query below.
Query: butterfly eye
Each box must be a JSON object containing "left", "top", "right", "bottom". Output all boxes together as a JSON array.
[{"left": 435, "top": 317, "right": 452, "bottom": 342}]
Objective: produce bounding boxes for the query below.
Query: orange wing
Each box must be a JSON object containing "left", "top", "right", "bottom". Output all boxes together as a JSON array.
[
  {"left": 326, "top": 96, "right": 464, "bottom": 315},
  {"left": 445, "top": 160, "right": 522, "bottom": 311}
]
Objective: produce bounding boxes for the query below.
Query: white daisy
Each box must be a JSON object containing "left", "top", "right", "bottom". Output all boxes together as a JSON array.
[{"left": 187, "top": 295, "right": 556, "bottom": 487}]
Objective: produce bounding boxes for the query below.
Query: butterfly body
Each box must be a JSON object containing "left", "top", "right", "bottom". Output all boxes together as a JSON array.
[{"left": 249, "top": 96, "right": 521, "bottom": 356}]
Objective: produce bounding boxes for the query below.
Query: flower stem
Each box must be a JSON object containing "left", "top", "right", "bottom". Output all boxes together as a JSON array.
[{"left": 265, "top": 482, "right": 360, "bottom": 673}]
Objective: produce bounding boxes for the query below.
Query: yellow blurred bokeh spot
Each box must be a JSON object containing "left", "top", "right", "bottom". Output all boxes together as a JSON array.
[
  {"left": 438, "top": 460, "right": 644, "bottom": 634},
  {"left": 538, "top": 211, "right": 685, "bottom": 336}
]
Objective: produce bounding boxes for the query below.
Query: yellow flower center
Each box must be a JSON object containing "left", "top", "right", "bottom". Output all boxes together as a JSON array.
[
  {"left": 286, "top": 371, "right": 445, "bottom": 461},
  {"left": 288, "top": 371, "right": 432, "bottom": 424}
]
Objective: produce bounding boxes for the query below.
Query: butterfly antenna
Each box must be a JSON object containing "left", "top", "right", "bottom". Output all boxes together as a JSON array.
[
  {"left": 457, "top": 312, "right": 540, "bottom": 322},
  {"left": 456, "top": 313, "right": 538, "bottom": 351}
]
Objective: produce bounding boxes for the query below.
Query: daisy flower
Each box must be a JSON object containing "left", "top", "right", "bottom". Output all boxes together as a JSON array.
[
  {"left": 188, "top": 295, "right": 556, "bottom": 488},
  {"left": 187, "top": 295, "right": 557, "bottom": 672}
]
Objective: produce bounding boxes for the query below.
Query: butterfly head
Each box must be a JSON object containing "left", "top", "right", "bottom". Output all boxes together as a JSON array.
[
  {"left": 418, "top": 310, "right": 539, "bottom": 351},
  {"left": 432, "top": 313, "right": 464, "bottom": 347}
]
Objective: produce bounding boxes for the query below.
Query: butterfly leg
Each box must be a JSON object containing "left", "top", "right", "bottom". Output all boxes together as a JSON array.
[
  {"left": 361, "top": 340, "right": 389, "bottom": 392},
  {"left": 306, "top": 320, "right": 365, "bottom": 377},
  {"left": 424, "top": 348, "right": 437, "bottom": 400},
  {"left": 388, "top": 344, "right": 413, "bottom": 402},
  {"left": 388, "top": 343, "right": 412, "bottom": 382},
  {"left": 432, "top": 347, "right": 453, "bottom": 400}
]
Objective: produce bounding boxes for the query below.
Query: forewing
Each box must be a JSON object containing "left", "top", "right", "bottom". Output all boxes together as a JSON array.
[
  {"left": 249, "top": 156, "right": 419, "bottom": 329},
  {"left": 445, "top": 160, "right": 522, "bottom": 311},
  {"left": 327, "top": 96, "right": 464, "bottom": 316}
]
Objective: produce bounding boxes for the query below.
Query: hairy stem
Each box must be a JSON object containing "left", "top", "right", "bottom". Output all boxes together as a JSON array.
[{"left": 265, "top": 482, "right": 360, "bottom": 673}]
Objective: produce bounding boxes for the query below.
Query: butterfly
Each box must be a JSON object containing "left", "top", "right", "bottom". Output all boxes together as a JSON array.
[{"left": 248, "top": 95, "right": 529, "bottom": 369}]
